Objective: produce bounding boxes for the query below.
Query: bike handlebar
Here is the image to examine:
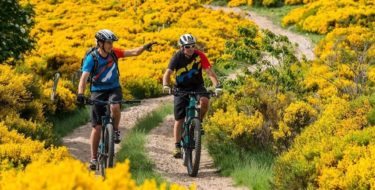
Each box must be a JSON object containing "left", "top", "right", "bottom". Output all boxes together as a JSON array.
[{"left": 171, "top": 88, "right": 215, "bottom": 97}]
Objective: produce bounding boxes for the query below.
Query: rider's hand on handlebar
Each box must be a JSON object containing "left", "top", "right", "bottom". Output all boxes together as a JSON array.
[
  {"left": 214, "top": 84, "right": 223, "bottom": 96},
  {"left": 143, "top": 42, "right": 157, "bottom": 52},
  {"left": 76, "top": 94, "right": 86, "bottom": 106},
  {"left": 163, "top": 85, "right": 171, "bottom": 94}
]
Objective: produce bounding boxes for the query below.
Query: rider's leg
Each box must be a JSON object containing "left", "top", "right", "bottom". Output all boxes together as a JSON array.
[
  {"left": 199, "top": 97, "right": 209, "bottom": 120},
  {"left": 110, "top": 103, "right": 121, "bottom": 131},
  {"left": 90, "top": 124, "right": 101, "bottom": 159},
  {"left": 109, "top": 87, "right": 123, "bottom": 131},
  {"left": 174, "top": 119, "right": 184, "bottom": 144},
  {"left": 109, "top": 88, "right": 123, "bottom": 143},
  {"left": 173, "top": 119, "right": 184, "bottom": 158},
  {"left": 173, "top": 93, "right": 187, "bottom": 158}
]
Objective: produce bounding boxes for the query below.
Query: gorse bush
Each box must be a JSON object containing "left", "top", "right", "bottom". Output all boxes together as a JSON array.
[
  {"left": 0, "top": 159, "right": 192, "bottom": 190},
  {"left": 273, "top": 101, "right": 317, "bottom": 150},
  {"left": 274, "top": 96, "right": 375, "bottom": 189},
  {"left": 282, "top": 0, "right": 375, "bottom": 34},
  {"left": 0, "top": 122, "right": 69, "bottom": 170},
  {"left": 0, "top": 64, "right": 56, "bottom": 145},
  {"left": 205, "top": 25, "right": 305, "bottom": 152},
  {"left": 304, "top": 26, "right": 375, "bottom": 99}
]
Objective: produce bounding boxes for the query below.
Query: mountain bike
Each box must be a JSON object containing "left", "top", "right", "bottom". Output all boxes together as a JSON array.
[
  {"left": 84, "top": 98, "right": 141, "bottom": 177},
  {"left": 172, "top": 89, "right": 214, "bottom": 177}
]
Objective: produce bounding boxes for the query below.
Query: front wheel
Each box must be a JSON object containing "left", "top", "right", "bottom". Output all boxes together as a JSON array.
[
  {"left": 186, "top": 118, "right": 201, "bottom": 177},
  {"left": 104, "top": 123, "right": 115, "bottom": 168}
]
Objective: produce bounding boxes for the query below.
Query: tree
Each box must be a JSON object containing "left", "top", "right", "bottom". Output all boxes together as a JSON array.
[{"left": 0, "top": 0, "right": 35, "bottom": 63}]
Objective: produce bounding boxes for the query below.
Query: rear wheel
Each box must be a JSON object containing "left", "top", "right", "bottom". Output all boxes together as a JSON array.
[{"left": 186, "top": 118, "right": 201, "bottom": 177}]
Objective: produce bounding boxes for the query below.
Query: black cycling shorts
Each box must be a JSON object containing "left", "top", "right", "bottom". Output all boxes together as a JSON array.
[
  {"left": 90, "top": 87, "right": 122, "bottom": 127},
  {"left": 174, "top": 86, "right": 209, "bottom": 120}
]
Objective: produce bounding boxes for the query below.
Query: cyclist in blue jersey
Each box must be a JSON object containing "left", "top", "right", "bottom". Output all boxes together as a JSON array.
[{"left": 76, "top": 29, "right": 156, "bottom": 170}]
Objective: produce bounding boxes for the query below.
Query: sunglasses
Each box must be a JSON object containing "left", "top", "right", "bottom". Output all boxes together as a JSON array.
[{"left": 184, "top": 45, "right": 195, "bottom": 49}]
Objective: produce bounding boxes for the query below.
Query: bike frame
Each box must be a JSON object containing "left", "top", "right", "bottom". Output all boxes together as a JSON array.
[
  {"left": 97, "top": 104, "right": 113, "bottom": 163},
  {"left": 86, "top": 99, "right": 141, "bottom": 173},
  {"left": 181, "top": 94, "right": 200, "bottom": 149}
]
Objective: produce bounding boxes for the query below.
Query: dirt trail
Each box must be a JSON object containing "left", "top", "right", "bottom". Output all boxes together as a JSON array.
[
  {"left": 206, "top": 5, "right": 315, "bottom": 61},
  {"left": 62, "top": 96, "right": 172, "bottom": 162},
  {"left": 146, "top": 115, "right": 246, "bottom": 190}
]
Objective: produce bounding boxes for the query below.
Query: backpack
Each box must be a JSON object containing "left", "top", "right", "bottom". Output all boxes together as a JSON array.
[{"left": 74, "top": 47, "right": 119, "bottom": 91}]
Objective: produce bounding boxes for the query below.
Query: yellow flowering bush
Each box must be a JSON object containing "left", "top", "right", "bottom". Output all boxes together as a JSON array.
[
  {"left": 303, "top": 62, "right": 339, "bottom": 98},
  {"left": 282, "top": 101, "right": 317, "bottom": 128},
  {"left": 0, "top": 64, "right": 56, "bottom": 144},
  {"left": 0, "top": 122, "right": 69, "bottom": 170},
  {"left": 303, "top": 27, "right": 373, "bottom": 99},
  {"left": 274, "top": 96, "right": 375, "bottom": 189},
  {"left": 304, "top": 26, "right": 375, "bottom": 98},
  {"left": 205, "top": 24, "right": 304, "bottom": 151},
  {"left": 0, "top": 159, "right": 192, "bottom": 190},
  {"left": 315, "top": 26, "right": 375, "bottom": 64},
  {"left": 205, "top": 74, "right": 299, "bottom": 150},
  {"left": 2, "top": 113, "right": 55, "bottom": 146},
  {"left": 205, "top": 106, "right": 264, "bottom": 144},
  {"left": 42, "top": 78, "right": 77, "bottom": 113},
  {"left": 368, "top": 66, "right": 375, "bottom": 86},
  {"left": 273, "top": 101, "right": 317, "bottom": 150},
  {"left": 0, "top": 65, "right": 33, "bottom": 119},
  {"left": 282, "top": 0, "right": 375, "bottom": 34}
]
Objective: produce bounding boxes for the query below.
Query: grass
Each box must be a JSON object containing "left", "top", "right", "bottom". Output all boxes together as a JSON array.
[
  {"left": 207, "top": 142, "right": 274, "bottom": 190},
  {"left": 116, "top": 103, "right": 173, "bottom": 185},
  {"left": 48, "top": 106, "right": 90, "bottom": 144},
  {"left": 244, "top": 5, "right": 324, "bottom": 44}
]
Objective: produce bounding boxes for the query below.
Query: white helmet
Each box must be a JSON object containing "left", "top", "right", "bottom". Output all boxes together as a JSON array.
[{"left": 178, "top": 34, "right": 196, "bottom": 46}]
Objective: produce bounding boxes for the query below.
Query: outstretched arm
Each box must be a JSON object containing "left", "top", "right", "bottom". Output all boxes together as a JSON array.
[
  {"left": 205, "top": 68, "right": 219, "bottom": 87},
  {"left": 123, "top": 42, "right": 157, "bottom": 57},
  {"left": 123, "top": 46, "right": 145, "bottom": 57}
]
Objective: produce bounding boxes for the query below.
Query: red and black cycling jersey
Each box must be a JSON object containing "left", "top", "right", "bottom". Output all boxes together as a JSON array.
[{"left": 168, "top": 49, "right": 211, "bottom": 89}]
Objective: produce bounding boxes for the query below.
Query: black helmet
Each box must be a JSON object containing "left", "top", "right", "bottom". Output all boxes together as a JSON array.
[{"left": 95, "top": 29, "right": 118, "bottom": 42}]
